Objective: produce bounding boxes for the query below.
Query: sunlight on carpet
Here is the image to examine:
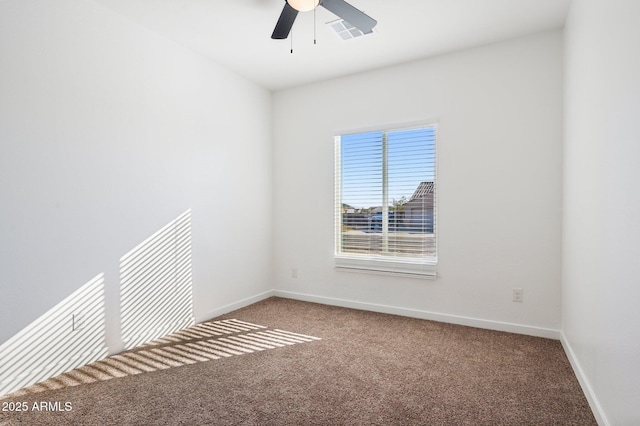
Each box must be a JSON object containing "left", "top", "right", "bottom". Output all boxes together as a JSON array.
[{"left": 6, "top": 319, "right": 321, "bottom": 397}]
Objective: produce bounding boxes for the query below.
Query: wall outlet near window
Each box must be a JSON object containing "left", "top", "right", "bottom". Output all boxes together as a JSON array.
[
  {"left": 72, "top": 312, "right": 86, "bottom": 331},
  {"left": 291, "top": 267, "right": 298, "bottom": 279},
  {"left": 512, "top": 288, "right": 524, "bottom": 303}
]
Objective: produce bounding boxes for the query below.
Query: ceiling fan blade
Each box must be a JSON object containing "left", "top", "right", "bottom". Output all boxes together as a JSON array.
[
  {"left": 320, "top": 0, "right": 377, "bottom": 34},
  {"left": 271, "top": 3, "right": 299, "bottom": 39}
]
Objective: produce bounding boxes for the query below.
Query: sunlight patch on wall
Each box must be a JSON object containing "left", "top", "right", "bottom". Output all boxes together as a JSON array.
[
  {"left": 0, "top": 274, "right": 108, "bottom": 397},
  {"left": 7, "top": 319, "right": 321, "bottom": 397},
  {"left": 120, "top": 210, "right": 194, "bottom": 350}
]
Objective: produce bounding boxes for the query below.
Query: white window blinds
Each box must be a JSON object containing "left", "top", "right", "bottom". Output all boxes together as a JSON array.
[{"left": 334, "top": 124, "right": 437, "bottom": 277}]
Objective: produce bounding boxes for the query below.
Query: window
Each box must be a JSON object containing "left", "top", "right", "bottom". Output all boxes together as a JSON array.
[{"left": 334, "top": 123, "right": 437, "bottom": 277}]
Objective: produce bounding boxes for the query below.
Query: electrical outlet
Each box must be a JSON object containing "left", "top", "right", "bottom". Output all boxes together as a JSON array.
[
  {"left": 291, "top": 267, "right": 298, "bottom": 279},
  {"left": 513, "top": 288, "right": 523, "bottom": 303},
  {"left": 72, "top": 313, "right": 85, "bottom": 331}
]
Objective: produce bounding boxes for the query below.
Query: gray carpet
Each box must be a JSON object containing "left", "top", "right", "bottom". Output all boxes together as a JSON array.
[{"left": 0, "top": 297, "right": 596, "bottom": 425}]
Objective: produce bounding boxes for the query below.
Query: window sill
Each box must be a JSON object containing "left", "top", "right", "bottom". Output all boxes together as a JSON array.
[{"left": 334, "top": 254, "right": 437, "bottom": 279}]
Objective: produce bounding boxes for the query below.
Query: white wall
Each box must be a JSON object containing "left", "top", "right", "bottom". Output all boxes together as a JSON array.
[
  {"left": 0, "top": 0, "right": 272, "bottom": 360},
  {"left": 272, "top": 31, "right": 564, "bottom": 336},
  {"left": 563, "top": 0, "right": 640, "bottom": 424}
]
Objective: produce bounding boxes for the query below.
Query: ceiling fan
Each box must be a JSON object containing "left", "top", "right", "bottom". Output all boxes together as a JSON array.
[{"left": 271, "top": 0, "right": 377, "bottom": 40}]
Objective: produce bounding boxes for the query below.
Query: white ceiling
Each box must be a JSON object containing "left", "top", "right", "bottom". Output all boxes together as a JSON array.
[{"left": 92, "top": 0, "right": 571, "bottom": 91}]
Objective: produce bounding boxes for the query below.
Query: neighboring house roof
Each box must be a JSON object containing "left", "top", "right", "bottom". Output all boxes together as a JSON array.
[
  {"left": 410, "top": 181, "right": 434, "bottom": 200},
  {"left": 403, "top": 181, "right": 435, "bottom": 211}
]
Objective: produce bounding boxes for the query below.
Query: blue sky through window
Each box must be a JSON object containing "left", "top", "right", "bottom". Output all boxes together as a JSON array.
[{"left": 340, "top": 127, "right": 435, "bottom": 209}]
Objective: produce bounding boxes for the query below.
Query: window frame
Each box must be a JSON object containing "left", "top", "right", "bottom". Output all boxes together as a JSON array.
[{"left": 333, "top": 121, "right": 438, "bottom": 278}]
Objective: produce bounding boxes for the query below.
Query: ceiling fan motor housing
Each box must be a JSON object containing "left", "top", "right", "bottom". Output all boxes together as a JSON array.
[{"left": 286, "top": 0, "right": 320, "bottom": 12}]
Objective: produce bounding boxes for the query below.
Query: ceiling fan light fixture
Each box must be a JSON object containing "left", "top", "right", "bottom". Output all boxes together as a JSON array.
[{"left": 286, "top": 0, "right": 320, "bottom": 12}]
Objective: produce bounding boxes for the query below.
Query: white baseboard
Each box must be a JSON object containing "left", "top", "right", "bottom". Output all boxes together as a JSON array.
[
  {"left": 560, "top": 333, "right": 609, "bottom": 426},
  {"left": 196, "top": 290, "right": 275, "bottom": 323},
  {"left": 272, "top": 290, "right": 561, "bottom": 339},
  {"left": 121, "top": 317, "right": 195, "bottom": 351}
]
